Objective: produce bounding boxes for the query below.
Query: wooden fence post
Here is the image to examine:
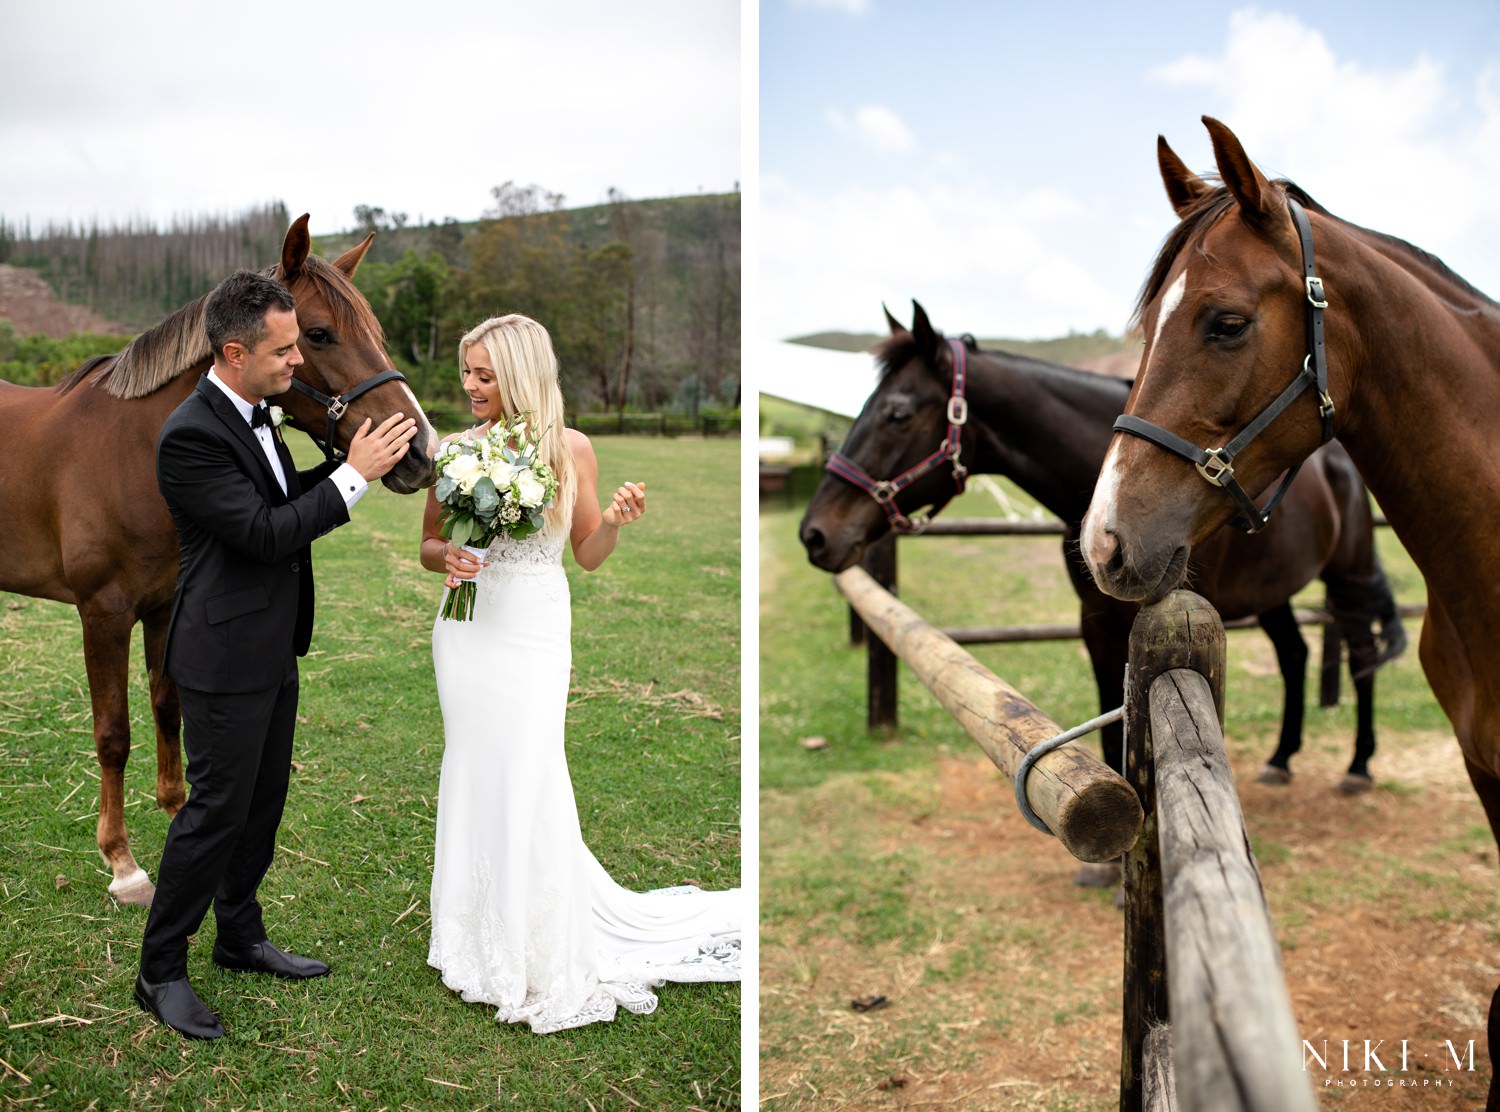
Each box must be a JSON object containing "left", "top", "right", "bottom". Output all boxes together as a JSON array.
[
  {"left": 1120, "top": 590, "right": 1225, "bottom": 1112},
  {"left": 859, "top": 534, "right": 898, "bottom": 731}
]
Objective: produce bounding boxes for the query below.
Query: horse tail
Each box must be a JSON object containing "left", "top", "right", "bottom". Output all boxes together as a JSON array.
[{"left": 1324, "top": 562, "right": 1408, "bottom": 682}]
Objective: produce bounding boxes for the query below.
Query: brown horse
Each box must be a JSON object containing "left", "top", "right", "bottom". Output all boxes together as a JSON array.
[
  {"left": 799, "top": 303, "right": 1404, "bottom": 796},
  {"left": 1077, "top": 118, "right": 1500, "bottom": 1101},
  {"left": 1080, "top": 116, "right": 1500, "bottom": 839},
  {"left": 0, "top": 215, "right": 438, "bottom": 905}
]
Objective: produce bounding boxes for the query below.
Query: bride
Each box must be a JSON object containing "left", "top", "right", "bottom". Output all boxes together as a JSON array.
[{"left": 417, "top": 314, "right": 740, "bottom": 1033}]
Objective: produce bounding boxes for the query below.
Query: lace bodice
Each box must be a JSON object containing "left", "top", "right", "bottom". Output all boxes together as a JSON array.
[{"left": 480, "top": 527, "right": 566, "bottom": 569}]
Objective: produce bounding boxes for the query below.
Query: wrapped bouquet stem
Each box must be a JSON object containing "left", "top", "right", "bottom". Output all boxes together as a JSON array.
[{"left": 434, "top": 415, "right": 558, "bottom": 621}]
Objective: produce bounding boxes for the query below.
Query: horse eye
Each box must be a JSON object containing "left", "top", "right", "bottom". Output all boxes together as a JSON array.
[
  {"left": 304, "top": 327, "right": 334, "bottom": 346},
  {"left": 1210, "top": 315, "right": 1249, "bottom": 340},
  {"left": 886, "top": 405, "right": 911, "bottom": 424}
]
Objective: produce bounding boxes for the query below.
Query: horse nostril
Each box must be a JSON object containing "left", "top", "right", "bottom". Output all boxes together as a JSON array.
[
  {"left": 802, "top": 526, "right": 825, "bottom": 554},
  {"left": 1105, "top": 543, "right": 1125, "bottom": 577}
]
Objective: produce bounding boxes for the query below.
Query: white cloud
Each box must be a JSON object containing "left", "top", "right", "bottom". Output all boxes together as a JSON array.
[
  {"left": 826, "top": 104, "right": 916, "bottom": 152},
  {"left": 760, "top": 175, "right": 1130, "bottom": 341},
  {"left": 1147, "top": 8, "right": 1500, "bottom": 258},
  {"left": 791, "top": 0, "right": 869, "bottom": 14}
]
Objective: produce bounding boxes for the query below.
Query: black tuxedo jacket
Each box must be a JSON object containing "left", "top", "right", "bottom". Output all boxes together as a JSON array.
[{"left": 157, "top": 375, "right": 351, "bottom": 693}]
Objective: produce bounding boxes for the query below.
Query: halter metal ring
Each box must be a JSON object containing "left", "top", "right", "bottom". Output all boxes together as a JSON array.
[
  {"left": 1195, "top": 448, "right": 1235, "bottom": 487},
  {"left": 946, "top": 396, "right": 969, "bottom": 425}
]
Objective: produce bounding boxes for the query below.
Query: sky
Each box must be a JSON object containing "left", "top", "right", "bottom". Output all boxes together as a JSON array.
[
  {"left": 759, "top": 0, "right": 1500, "bottom": 342},
  {"left": 1, "top": 0, "right": 740, "bottom": 237}
]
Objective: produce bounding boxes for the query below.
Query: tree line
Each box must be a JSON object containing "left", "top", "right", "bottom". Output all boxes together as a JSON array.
[{"left": 0, "top": 186, "right": 740, "bottom": 417}]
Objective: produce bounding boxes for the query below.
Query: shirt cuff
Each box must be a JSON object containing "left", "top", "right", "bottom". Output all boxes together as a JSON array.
[{"left": 329, "top": 462, "right": 369, "bottom": 508}]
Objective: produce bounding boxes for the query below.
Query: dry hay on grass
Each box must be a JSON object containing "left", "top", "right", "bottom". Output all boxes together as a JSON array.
[
  {"left": 760, "top": 726, "right": 1498, "bottom": 1110},
  {"left": 569, "top": 678, "right": 723, "bottom": 720}
]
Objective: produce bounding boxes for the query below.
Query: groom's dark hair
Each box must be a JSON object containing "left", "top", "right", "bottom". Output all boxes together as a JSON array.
[{"left": 205, "top": 270, "right": 297, "bottom": 360}]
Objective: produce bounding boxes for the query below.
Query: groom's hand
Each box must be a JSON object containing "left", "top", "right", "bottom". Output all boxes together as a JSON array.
[{"left": 348, "top": 413, "right": 418, "bottom": 481}]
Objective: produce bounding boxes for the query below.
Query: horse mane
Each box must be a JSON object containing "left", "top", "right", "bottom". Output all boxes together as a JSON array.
[
  {"left": 1132, "top": 178, "right": 1495, "bottom": 330},
  {"left": 873, "top": 328, "right": 1128, "bottom": 393},
  {"left": 871, "top": 330, "right": 977, "bottom": 380},
  {"left": 56, "top": 254, "right": 386, "bottom": 400}
]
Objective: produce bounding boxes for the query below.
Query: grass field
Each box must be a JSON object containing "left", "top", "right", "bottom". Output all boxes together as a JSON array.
[
  {"left": 760, "top": 478, "right": 1498, "bottom": 1110},
  {"left": 0, "top": 436, "right": 740, "bottom": 1111}
]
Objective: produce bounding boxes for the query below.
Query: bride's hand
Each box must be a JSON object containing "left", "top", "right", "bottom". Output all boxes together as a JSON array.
[
  {"left": 602, "top": 481, "right": 647, "bottom": 528},
  {"left": 444, "top": 543, "right": 487, "bottom": 588}
]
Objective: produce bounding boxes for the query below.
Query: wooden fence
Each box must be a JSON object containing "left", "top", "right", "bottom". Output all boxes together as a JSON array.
[
  {"left": 851, "top": 518, "right": 1423, "bottom": 731},
  {"left": 834, "top": 568, "right": 1318, "bottom": 1109}
]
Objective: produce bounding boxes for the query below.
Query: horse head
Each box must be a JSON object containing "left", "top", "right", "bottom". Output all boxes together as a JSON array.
[
  {"left": 271, "top": 214, "right": 439, "bottom": 494},
  {"left": 1080, "top": 117, "right": 1348, "bottom": 602},
  {"left": 799, "top": 301, "right": 974, "bottom": 570}
]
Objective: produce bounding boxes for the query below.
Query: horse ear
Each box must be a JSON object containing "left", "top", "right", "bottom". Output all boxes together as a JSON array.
[
  {"left": 882, "top": 303, "right": 907, "bottom": 335},
  {"left": 911, "top": 300, "right": 940, "bottom": 359},
  {"left": 1202, "top": 116, "right": 1279, "bottom": 226},
  {"left": 279, "top": 214, "right": 312, "bottom": 280},
  {"left": 1158, "top": 135, "right": 1210, "bottom": 216},
  {"left": 333, "top": 232, "right": 376, "bottom": 278}
]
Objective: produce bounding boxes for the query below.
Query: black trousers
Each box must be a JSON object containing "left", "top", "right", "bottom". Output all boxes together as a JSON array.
[{"left": 139, "top": 665, "right": 299, "bottom": 982}]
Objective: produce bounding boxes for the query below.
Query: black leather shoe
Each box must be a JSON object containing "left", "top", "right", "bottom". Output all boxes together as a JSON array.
[
  {"left": 212, "top": 939, "right": 331, "bottom": 980},
  {"left": 134, "top": 974, "right": 225, "bottom": 1040}
]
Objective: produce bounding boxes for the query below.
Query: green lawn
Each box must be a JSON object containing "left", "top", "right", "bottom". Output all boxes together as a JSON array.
[{"left": 0, "top": 435, "right": 740, "bottom": 1111}]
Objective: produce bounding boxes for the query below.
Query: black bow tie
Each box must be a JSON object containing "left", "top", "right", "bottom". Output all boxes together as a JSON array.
[{"left": 250, "top": 405, "right": 272, "bottom": 430}]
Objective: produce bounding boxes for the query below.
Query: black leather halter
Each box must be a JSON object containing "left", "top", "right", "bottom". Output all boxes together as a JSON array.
[
  {"left": 287, "top": 368, "right": 409, "bottom": 462},
  {"left": 824, "top": 337, "right": 971, "bottom": 534},
  {"left": 1112, "top": 197, "right": 1335, "bottom": 534}
]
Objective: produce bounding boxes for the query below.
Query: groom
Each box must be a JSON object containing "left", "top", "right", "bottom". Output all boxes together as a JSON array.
[{"left": 136, "top": 269, "right": 417, "bottom": 1040}]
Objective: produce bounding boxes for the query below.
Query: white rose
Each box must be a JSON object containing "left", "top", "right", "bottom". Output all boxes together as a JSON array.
[
  {"left": 485, "top": 459, "right": 516, "bottom": 488},
  {"left": 444, "top": 453, "right": 482, "bottom": 493},
  {"left": 515, "top": 471, "right": 546, "bottom": 507}
]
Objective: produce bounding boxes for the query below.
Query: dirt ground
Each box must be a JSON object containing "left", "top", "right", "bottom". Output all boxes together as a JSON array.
[{"left": 760, "top": 722, "right": 1498, "bottom": 1110}]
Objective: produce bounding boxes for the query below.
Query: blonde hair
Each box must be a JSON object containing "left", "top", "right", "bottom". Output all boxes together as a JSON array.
[{"left": 458, "top": 314, "right": 577, "bottom": 532}]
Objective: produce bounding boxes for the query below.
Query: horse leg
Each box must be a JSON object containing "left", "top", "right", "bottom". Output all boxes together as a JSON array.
[
  {"left": 1075, "top": 607, "right": 1127, "bottom": 888},
  {"left": 78, "top": 601, "right": 155, "bottom": 906},
  {"left": 1336, "top": 617, "right": 1381, "bottom": 794},
  {"left": 142, "top": 605, "right": 184, "bottom": 817},
  {"left": 1254, "top": 602, "right": 1307, "bottom": 785}
]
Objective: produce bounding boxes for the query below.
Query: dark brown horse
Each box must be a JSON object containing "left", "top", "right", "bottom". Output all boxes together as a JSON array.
[
  {"left": 800, "top": 302, "right": 1404, "bottom": 798},
  {"left": 0, "top": 215, "right": 438, "bottom": 905},
  {"left": 1077, "top": 118, "right": 1500, "bottom": 1100}
]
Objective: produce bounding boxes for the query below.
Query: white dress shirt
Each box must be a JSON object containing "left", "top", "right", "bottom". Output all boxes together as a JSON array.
[{"left": 205, "top": 367, "right": 367, "bottom": 508}]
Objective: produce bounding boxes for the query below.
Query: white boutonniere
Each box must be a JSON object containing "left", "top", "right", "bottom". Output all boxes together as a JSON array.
[{"left": 268, "top": 406, "right": 288, "bottom": 430}]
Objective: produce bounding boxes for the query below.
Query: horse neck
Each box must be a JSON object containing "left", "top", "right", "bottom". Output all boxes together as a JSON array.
[
  {"left": 1327, "top": 228, "right": 1500, "bottom": 612},
  {"left": 964, "top": 351, "right": 1128, "bottom": 524}
]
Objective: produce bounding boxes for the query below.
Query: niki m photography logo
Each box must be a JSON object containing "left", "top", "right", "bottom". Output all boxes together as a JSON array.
[{"left": 1303, "top": 1037, "right": 1478, "bottom": 1091}]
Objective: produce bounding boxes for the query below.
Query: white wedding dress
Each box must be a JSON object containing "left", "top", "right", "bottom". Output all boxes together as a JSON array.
[{"left": 427, "top": 525, "right": 741, "bottom": 1033}]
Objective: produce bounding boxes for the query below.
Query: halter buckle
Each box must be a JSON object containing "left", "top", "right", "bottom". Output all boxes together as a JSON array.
[
  {"left": 1305, "top": 275, "right": 1328, "bottom": 309},
  {"left": 946, "top": 396, "right": 969, "bottom": 426},
  {"left": 1318, "top": 390, "right": 1335, "bottom": 421},
  {"left": 327, "top": 395, "right": 349, "bottom": 420},
  {"left": 904, "top": 506, "right": 934, "bottom": 533},
  {"left": 1195, "top": 448, "right": 1235, "bottom": 487}
]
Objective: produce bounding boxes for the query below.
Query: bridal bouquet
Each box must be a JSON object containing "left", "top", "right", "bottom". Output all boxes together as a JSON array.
[{"left": 434, "top": 416, "right": 558, "bottom": 621}]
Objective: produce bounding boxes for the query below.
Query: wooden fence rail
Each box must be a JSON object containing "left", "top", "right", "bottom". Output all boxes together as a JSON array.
[
  {"left": 852, "top": 520, "right": 1423, "bottom": 731},
  {"left": 834, "top": 565, "right": 1142, "bottom": 864}
]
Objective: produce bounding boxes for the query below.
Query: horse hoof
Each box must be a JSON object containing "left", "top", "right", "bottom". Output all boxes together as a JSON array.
[
  {"left": 1255, "top": 765, "right": 1293, "bottom": 786},
  {"left": 1074, "top": 861, "right": 1122, "bottom": 889},
  {"left": 108, "top": 869, "right": 155, "bottom": 906},
  {"left": 1337, "top": 773, "right": 1374, "bottom": 796}
]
